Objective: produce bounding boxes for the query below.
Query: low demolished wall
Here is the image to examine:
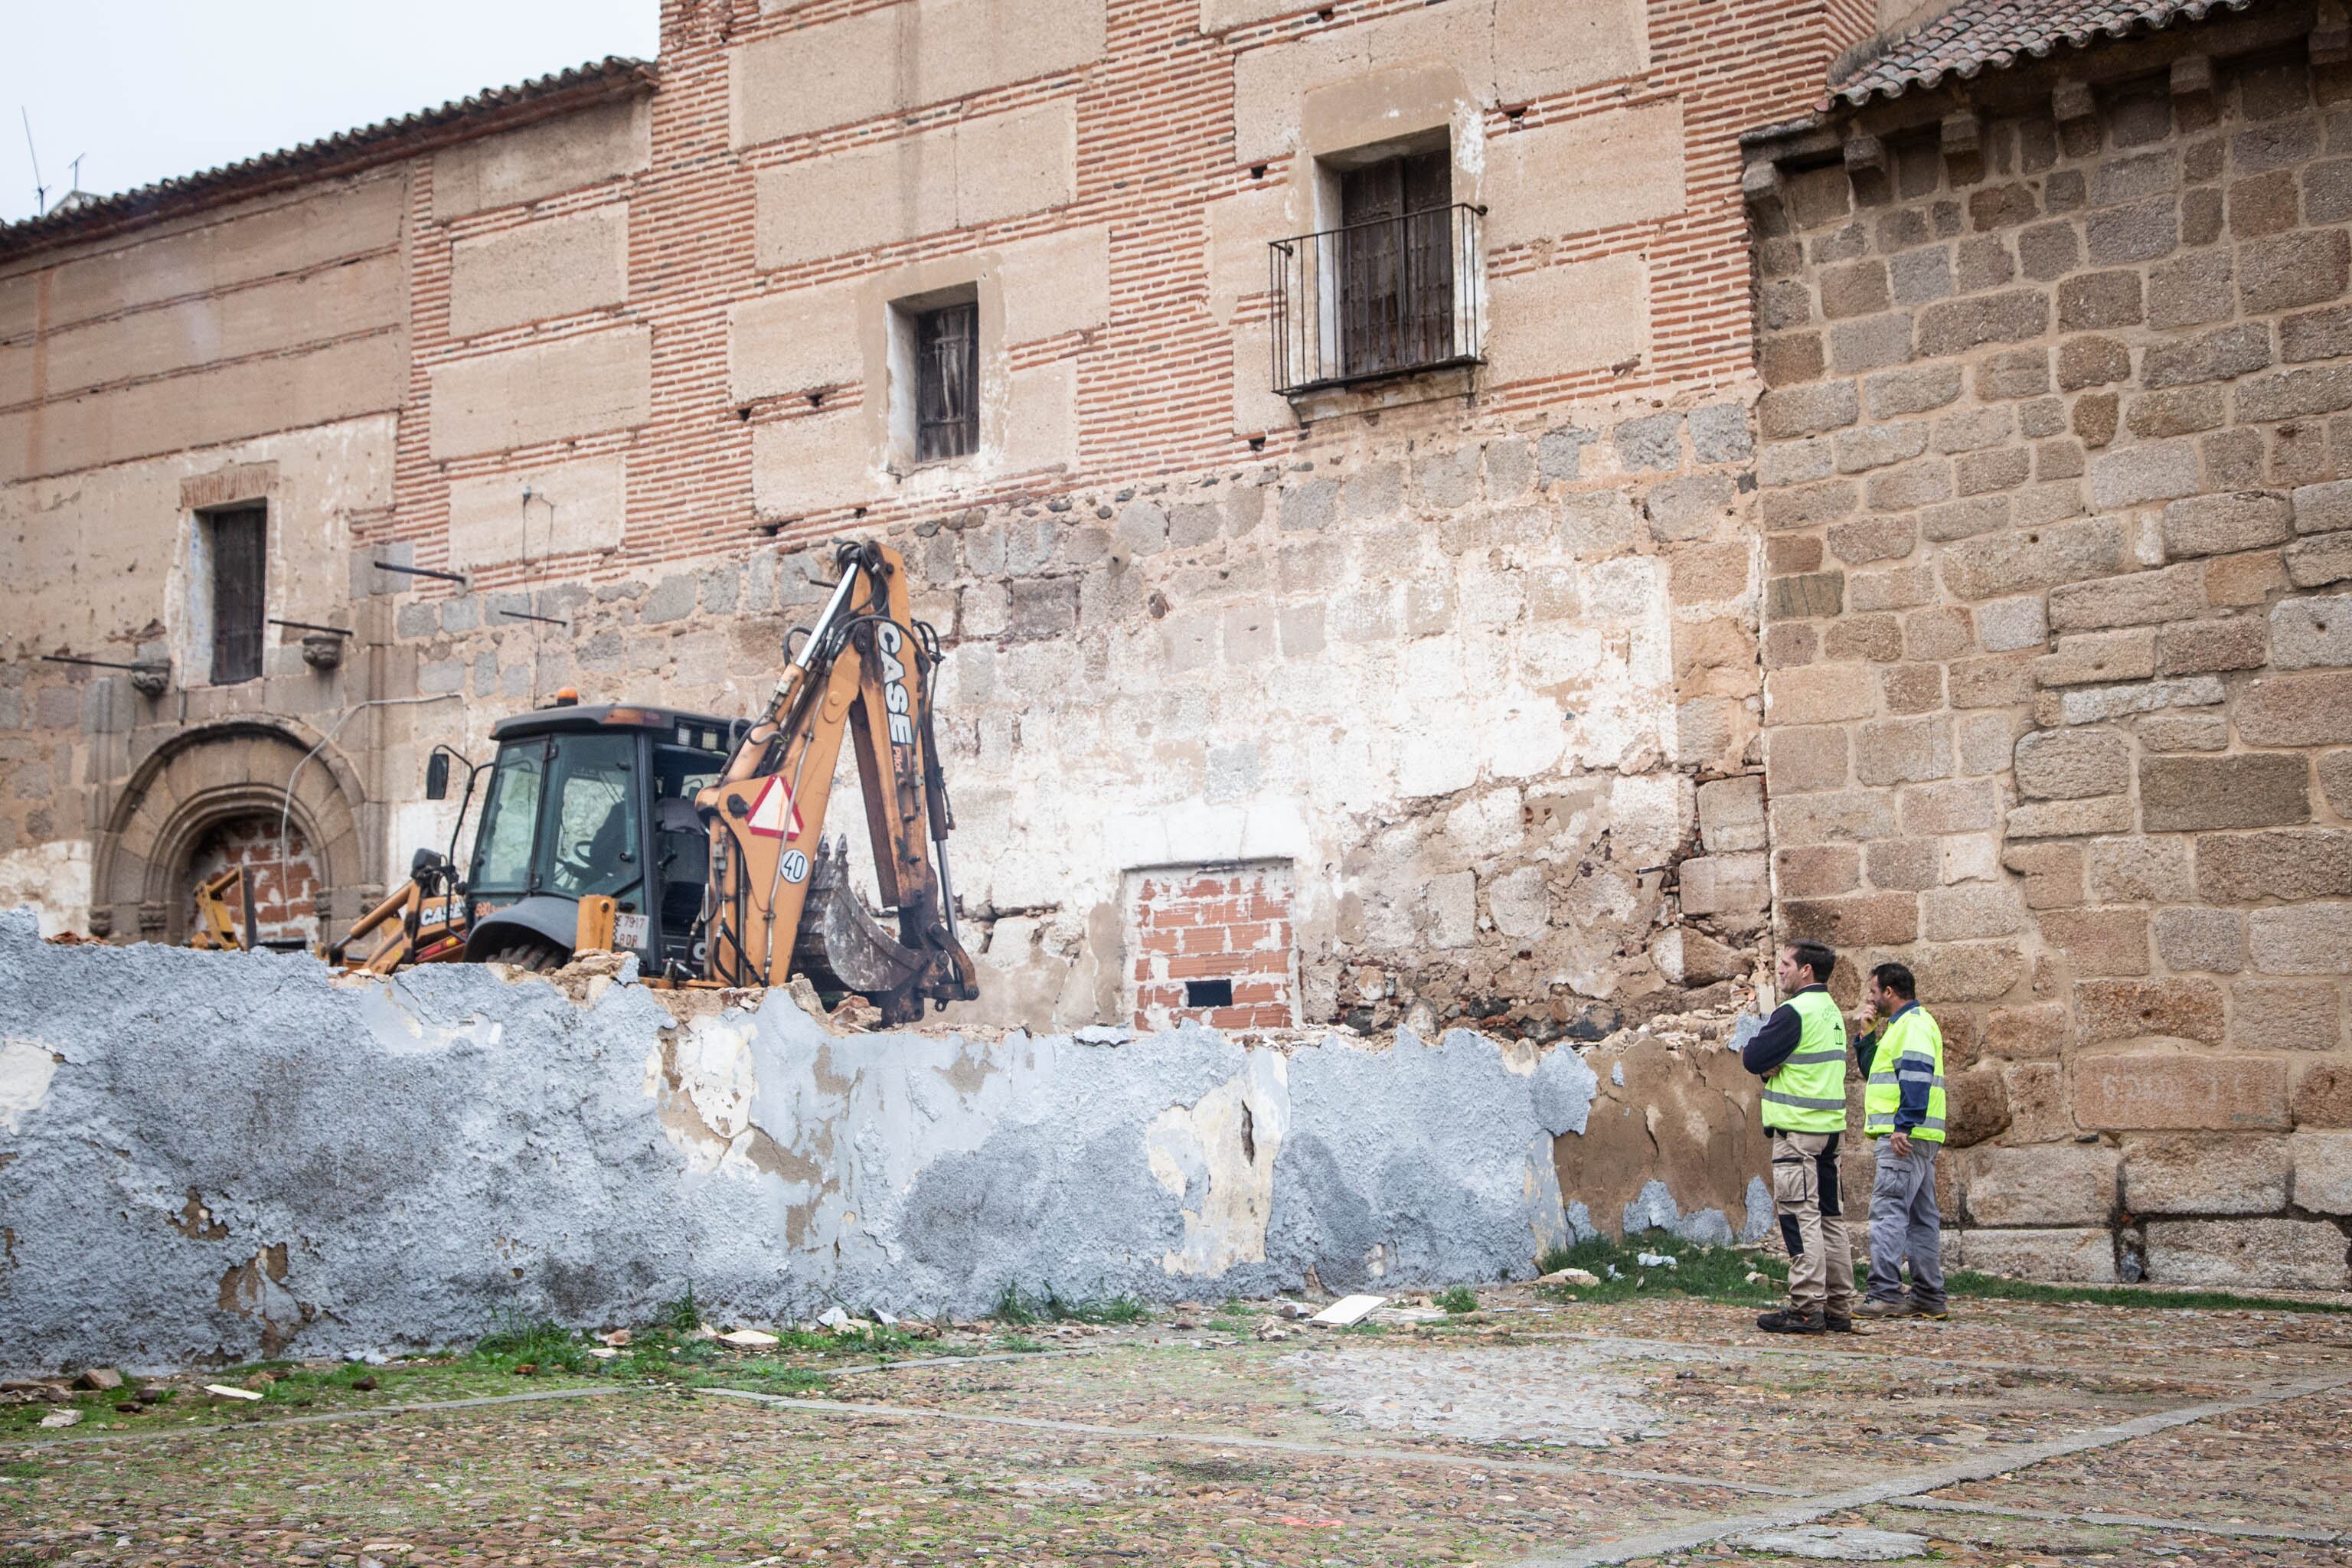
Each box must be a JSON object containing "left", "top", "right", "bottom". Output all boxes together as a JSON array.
[{"left": 0, "top": 910, "right": 1767, "bottom": 1374}]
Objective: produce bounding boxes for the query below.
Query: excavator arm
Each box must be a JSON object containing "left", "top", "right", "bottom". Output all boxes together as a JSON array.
[{"left": 696, "top": 541, "right": 978, "bottom": 1022}]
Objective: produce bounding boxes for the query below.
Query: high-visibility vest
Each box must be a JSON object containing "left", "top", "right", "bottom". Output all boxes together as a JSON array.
[
  {"left": 1863, "top": 1004, "right": 1947, "bottom": 1142},
  {"left": 1761, "top": 988, "right": 1848, "bottom": 1134}
]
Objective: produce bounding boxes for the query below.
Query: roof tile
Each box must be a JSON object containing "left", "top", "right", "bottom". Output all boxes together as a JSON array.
[
  {"left": 1, "top": 56, "right": 655, "bottom": 260},
  {"left": 1828, "top": 0, "right": 2256, "bottom": 107}
]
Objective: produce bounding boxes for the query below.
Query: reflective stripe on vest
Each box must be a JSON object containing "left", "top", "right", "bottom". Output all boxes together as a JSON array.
[
  {"left": 1863, "top": 1004, "right": 1948, "bottom": 1142},
  {"left": 1762, "top": 989, "right": 1848, "bottom": 1133}
]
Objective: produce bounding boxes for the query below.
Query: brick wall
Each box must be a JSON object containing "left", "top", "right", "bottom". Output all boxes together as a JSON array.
[
  {"left": 185, "top": 815, "right": 322, "bottom": 947},
  {"left": 1129, "top": 864, "right": 1295, "bottom": 1031},
  {"left": 1747, "top": 11, "right": 2352, "bottom": 1288}
]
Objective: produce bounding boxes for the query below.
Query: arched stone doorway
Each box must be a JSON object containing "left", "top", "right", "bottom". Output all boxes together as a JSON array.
[{"left": 92, "top": 721, "right": 367, "bottom": 947}]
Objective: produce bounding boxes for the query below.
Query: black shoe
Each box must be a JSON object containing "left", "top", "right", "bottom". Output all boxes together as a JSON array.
[
  {"left": 1825, "top": 1312, "right": 1864, "bottom": 1334},
  {"left": 1756, "top": 1306, "right": 1825, "bottom": 1335}
]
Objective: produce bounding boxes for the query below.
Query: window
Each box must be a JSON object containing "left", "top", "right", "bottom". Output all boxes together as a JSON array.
[
  {"left": 206, "top": 506, "right": 266, "bottom": 685},
  {"left": 1337, "top": 149, "right": 1456, "bottom": 379},
  {"left": 1267, "top": 141, "right": 1481, "bottom": 396},
  {"left": 914, "top": 300, "right": 979, "bottom": 462},
  {"left": 469, "top": 744, "right": 546, "bottom": 896}
]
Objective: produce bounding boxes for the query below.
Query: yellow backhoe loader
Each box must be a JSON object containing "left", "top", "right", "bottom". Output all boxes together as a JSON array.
[{"left": 319, "top": 541, "right": 978, "bottom": 1021}]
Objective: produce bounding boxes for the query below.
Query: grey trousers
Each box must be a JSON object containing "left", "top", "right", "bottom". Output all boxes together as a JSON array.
[{"left": 1866, "top": 1137, "right": 1945, "bottom": 1308}]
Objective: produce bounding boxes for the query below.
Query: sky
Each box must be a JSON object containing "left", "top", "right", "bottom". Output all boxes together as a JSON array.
[{"left": 2, "top": 2, "right": 662, "bottom": 226}]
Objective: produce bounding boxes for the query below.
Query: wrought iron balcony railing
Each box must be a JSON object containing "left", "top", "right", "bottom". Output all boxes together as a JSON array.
[{"left": 1268, "top": 202, "right": 1483, "bottom": 397}]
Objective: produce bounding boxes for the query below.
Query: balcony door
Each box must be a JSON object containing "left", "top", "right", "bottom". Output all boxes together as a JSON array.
[{"left": 1338, "top": 150, "right": 1455, "bottom": 380}]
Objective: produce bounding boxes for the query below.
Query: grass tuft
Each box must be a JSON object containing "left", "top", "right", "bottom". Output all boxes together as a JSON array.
[
  {"left": 655, "top": 1285, "right": 702, "bottom": 1334},
  {"left": 1537, "top": 1232, "right": 1785, "bottom": 1305},
  {"left": 472, "top": 1313, "right": 593, "bottom": 1374},
  {"left": 1433, "top": 1285, "right": 1480, "bottom": 1315},
  {"left": 992, "top": 1284, "right": 1148, "bottom": 1326}
]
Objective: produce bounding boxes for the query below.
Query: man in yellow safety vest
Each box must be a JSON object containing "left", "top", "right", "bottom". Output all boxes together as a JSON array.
[
  {"left": 1740, "top": 940, "right": 1859, "bottom": 1334},
  {"left": 1852, "top": 961, "right": 1949, "bottom": 1321}
]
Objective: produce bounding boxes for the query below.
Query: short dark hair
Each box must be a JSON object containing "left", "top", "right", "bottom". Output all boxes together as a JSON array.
[
  {"left": 1870, "top": 961, "right": 1917, "bottom": 1000},
  {"left": 1785, "top": 940, "right": 1836, "bottom": 986}
]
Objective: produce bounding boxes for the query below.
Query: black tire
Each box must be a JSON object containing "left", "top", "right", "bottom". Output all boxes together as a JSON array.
[{"left": 485, "top": 936, "right": 568, "bottom": 972}]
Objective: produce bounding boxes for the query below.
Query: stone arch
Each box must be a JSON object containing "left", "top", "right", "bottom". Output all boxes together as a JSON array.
[{"left": 93, "top": 720, "right": 367, "bottom": 945}]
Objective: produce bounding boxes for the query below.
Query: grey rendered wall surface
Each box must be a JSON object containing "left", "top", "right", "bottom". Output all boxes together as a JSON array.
[{"left": 0, "top": 909, "right": 1634, "bottom": 1374}]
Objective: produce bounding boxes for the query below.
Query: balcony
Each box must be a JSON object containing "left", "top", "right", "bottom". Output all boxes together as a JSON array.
[{"left": 1268, "top": 203, "right": 1484, "bottom": 397}]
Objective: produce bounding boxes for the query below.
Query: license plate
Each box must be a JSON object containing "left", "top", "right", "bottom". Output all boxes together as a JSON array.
[{"left": 613, "top": 913, "right": 649, "bottom": 949}]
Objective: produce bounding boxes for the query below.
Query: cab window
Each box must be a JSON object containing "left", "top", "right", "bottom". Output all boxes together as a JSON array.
[
  {"left": 543, "top": 732, "right": 642, "bottom": 900},
  {"left": 470, "top": 744, "right": 545, "bottom": 895}
]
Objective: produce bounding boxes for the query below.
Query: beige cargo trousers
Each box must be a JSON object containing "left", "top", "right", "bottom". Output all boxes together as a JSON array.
[{"left": 1772, "top": 1130, "right": 1859, "bottom": 1316}]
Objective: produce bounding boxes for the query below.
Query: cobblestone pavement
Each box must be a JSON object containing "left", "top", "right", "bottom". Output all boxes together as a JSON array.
[{"left": 4, "top": 1290, "right": 2348, "bottom": 1566}]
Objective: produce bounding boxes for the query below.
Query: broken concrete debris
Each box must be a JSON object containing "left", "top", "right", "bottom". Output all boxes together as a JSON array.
[
  {"left": 69, "top": 1367, "right": 122, "bottom": 1391},
  {"left": 1309, "top": 1294, "right": 1387, "bottom": 1327},
  {"left": 202, "top": 1384, "right": 263, "bottom": 1401},
  {"left": 716, "top": 1328, "right": 779, "bottom": 1348},
  {"left": 1537, "top": 1267, "right": 1602, "bottom": 1287},
  {"left": 37, "top": 1408, "right": 80, "bottom": 1428}
]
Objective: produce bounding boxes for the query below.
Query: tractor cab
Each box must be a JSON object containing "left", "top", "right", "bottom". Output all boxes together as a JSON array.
[{"left": 439, "top": 696, "right": 740, "bottom": 974}]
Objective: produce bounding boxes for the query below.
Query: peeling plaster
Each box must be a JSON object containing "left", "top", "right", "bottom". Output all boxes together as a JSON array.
[
  {"left": 0, "top": 1038, "right": 59, "bottom": 1133},
  {"left": 0, "top": 909, "right": 1749, "bottom": 1373}
]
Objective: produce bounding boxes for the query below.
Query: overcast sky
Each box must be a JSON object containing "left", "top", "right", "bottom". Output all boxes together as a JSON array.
[{"left": 3, "top": 2, "right": 661, "bottom": 226}]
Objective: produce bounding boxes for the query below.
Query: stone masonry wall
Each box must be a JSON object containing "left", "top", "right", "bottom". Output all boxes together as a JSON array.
[
  {"left": 370, "top": 389, "right": 1770, "bottom": 1039},
  {"left": 1747, "top": 11, "right": 2352, "bottom": 1289}
]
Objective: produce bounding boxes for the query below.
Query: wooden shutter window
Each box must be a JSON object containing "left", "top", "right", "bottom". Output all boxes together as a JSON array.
[
  {"left": 915, "top": 302, "right": 979, "bottom": 462},
  {"left": 210, "top": 507, "right": 266, "bottom": 686}
]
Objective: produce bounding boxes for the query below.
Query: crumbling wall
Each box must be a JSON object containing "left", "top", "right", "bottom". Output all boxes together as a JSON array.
[
  {"left": 1746, "top": 11, "right": 2352, "bottom": 1289},
  {"left": 362, "top": 394, "right": 1766, "bottom": 1043},
  {"left": 0, "top": 910, "right": 1733, "bottom": 1374}
]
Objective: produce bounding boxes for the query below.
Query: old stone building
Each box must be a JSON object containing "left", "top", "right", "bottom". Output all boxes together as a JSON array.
[
  {"left": 4, "top": 0, "right": 2351, "bottom": 1285},
  {"left": 1744, "top": 0, "right": 2352, "bottom": 1285},
  {"left": 0, "top": 0, "right": 1868, "bottom": 1035}
]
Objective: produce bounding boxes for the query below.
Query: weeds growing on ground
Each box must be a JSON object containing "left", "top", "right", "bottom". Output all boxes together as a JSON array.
[
  {"left": 1936, "top": 1269, "right": 2352, "bottom": 1315},
  {"left": 992, "top": 1284, "right": 1149, "bottom": 1325},
  {"left": 1535, "top": 1232, "right": 2352, "bottom": 1315},
  {"left": 1537, "top": 1232, "right": 1786, "bottom": 1305},
  {"left": 1433, "top": 1286, "right": 1480, "bottom": 1315},
  {"left": 472, "top": 1314, "right": 594, "bottom": 1375},
  {"left": 1204, "top": 1298, "right": 1253, "bottom": 1335}
]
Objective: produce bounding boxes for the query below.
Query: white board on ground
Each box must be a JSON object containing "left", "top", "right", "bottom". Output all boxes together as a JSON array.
[{"left": 1309, "top": 1294, "right": 1387, "bottom": 1326}]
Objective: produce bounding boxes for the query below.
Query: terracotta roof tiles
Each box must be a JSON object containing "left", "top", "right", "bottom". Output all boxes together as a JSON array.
[
  {"left": 0, "top": 56, "right": 655, "bottom": 262},
  {"left": 1828, "top": 0, "right": 2256, "bottom": 106}
]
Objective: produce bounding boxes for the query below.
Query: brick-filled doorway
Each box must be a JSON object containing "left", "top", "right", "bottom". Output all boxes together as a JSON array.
[
  {"left": 183, "top": 815, "right": 322, "bottom": 949},
  {"left": 1125, "top": 863, "right": 1295, "bottom": 1031}
]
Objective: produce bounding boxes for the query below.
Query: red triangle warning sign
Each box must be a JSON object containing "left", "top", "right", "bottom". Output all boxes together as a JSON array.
[{"left": 746, "top": 776, "right": 803, "bottom": 839}]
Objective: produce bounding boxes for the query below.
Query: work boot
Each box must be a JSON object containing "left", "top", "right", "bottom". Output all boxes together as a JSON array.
[
  {"left": 1907, "top": 1298, "right": 1949, "bottom": 1321},
  {"left": 1755, "top": 1305, "right": 1825, "bottom": 1335},
  {"left": 1825, "top": 1311, "right": 1864, "bottom": 1334},
  {"left": 1854, "top": 1296, "right": 1910, "bottom": 1320}
]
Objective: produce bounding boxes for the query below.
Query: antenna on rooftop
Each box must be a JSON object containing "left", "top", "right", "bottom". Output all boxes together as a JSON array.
[{"left": 21, "top": 108, "right": 47, "bottom": 217}]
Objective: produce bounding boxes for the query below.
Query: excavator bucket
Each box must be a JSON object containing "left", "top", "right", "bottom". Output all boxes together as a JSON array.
[{"left": 790, "top": 838, "right": 931, "bottom": 1001}]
